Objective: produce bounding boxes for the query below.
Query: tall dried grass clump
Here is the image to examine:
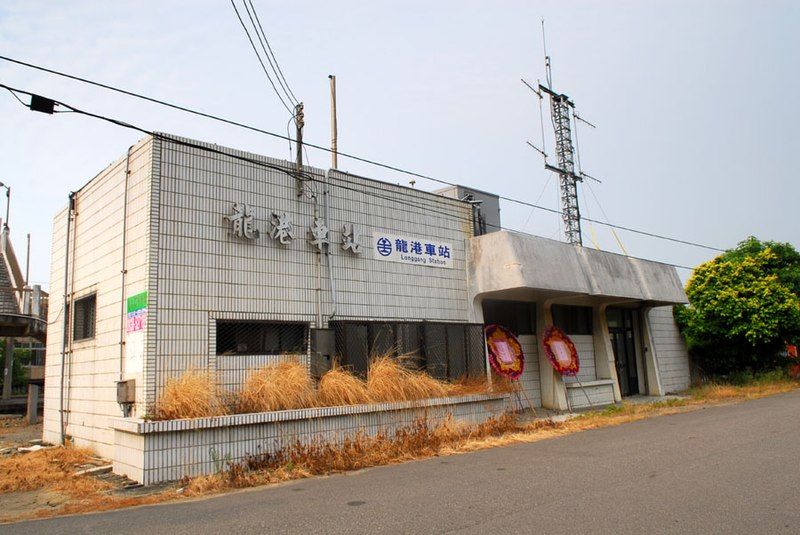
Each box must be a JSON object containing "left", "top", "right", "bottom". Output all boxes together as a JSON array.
[
  {"left": 155, "top": 369, "right": 227, "bottom": 420},
  {"left": 317, "top": 366, "right": 371, "bottom": 406},
  {"left": 367, "top": 356, "right": 449, "bottom": 402},
  {"left": 237, "top": 362, "right": 315, "bottom": 413}
]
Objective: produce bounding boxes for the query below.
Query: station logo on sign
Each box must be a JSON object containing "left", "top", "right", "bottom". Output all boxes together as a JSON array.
[{"left": 371, "top": 232, "right": 453, "bottom": 269}]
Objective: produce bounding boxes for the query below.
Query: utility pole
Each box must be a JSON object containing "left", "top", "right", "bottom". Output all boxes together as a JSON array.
[
  {"left": 25, "top": 233, "right": 30, "bottom": 286},
  {"left": 329, "top": 75, "right": 338, "bottom": 170},
  {"left": 294, "top": 102, "right": 305, "bottom": 195}
]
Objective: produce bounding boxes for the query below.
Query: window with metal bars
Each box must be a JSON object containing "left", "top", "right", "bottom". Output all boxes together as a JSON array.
[
  {"left": 331, "top": 321, "right": 485, "bottom": 380},
  {"left": 216, "top": 321, "right": 308, "bottom": 356},
  {"left": 72, "top": 294, "right": 96, "bottom": 341}
]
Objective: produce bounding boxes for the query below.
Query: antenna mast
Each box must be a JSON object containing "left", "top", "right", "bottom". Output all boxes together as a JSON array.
[{"left": 523, "top": 19, "right": 598, "bottom": 247}]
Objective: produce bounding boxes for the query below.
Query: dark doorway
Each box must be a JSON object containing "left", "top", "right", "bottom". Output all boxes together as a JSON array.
[{"left": 607, "top": 308, "right": 639, "bottom": 396}]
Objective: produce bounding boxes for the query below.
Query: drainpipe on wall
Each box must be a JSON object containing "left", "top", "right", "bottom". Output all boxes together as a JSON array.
[
  {"left": 312, "top": 185, "right": 323, "bottom": 329},
  {"left": 118, "top": 146, "right": 133, "bottom": 381},
  {"left": 59, "top": 192, "right": 76, "bottom": 446},
  {"left": 323, "top": 169, "right": 337, "bottom": 322}
]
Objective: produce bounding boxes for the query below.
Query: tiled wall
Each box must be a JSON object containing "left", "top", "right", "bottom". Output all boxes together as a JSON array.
[
  {"left": 566, "top": 382, "right": 616, "bottom": 409},
  {"left": 149, "top": 136, "right": 473, "bottom": 403},
  {"left": 111, "top": 394, "right": 509, "bottom": 485},
  {"left": 516, "top": 335, "right": 542, "bottom": 409},
  {"left": 43, "top": 138, "right": 154, "bottom": 457},
  {"left": 562, "top": 334, "right": 597, "bottom": 384},
  {"left": 648, "top": 306, "right": 691, "bottom": 392}
]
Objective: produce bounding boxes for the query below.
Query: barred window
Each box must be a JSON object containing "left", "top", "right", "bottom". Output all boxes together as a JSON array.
[
  {"left": 216, "top": 321, "right": 308, "bottom": 356},
  {"left": 72, "top": 294, "right": 96, "bottom": 341},
  {"left": 331, "top": 321, "right": 485, "bottom": 380}
]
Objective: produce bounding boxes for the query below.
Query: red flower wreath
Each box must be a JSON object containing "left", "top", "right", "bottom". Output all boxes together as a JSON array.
[
  {"left": 484, "top": 324, "right": 525, "bottom": 380},
  {"left": 542, "top": 325, "right": 580, "bottom": 376}
]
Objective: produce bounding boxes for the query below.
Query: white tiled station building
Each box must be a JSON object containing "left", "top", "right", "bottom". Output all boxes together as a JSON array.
[{"left": 42, "top": 134, "right": 690, "bottom": 483}]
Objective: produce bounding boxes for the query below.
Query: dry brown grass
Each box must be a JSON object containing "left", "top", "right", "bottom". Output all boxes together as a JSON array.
[
  {"left": 183, "top": 413, "right": 519, "bottom": 495},
  {"left": 688, "top": 378, "right": 798, "bottom": 402},
  {"left": 366, "top": 356, "right": 449, "bottom": 402},
  {"left": 0, "top": 447, "right": 106, "bottom": 494},
  {"left": 317, "top": 365, "right": 371, "bottom": 406},
  {"left": 237, "top": 361, "right": 316, "bottom": 413},
  {"left": 154, "top": 369, "right": 227, "bottom": 420}
]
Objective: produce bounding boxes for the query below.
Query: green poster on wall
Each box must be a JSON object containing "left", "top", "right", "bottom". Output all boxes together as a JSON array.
[{"left": 126, "top": 291, "right": 147, "bottom": 313}]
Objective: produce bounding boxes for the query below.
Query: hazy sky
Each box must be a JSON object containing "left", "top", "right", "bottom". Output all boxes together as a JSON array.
[{"left": 1, "top": 1, "right": 798, "bottom": 289}]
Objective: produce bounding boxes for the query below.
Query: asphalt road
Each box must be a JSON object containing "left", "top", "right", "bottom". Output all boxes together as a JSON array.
[{"left": 7, "top": 392, "right": 800, "bottom": 534}]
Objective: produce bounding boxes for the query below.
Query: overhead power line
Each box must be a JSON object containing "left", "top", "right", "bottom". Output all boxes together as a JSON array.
[
  {"left": 229, "top": 0, "right": 293, "bottom": 114},
  {"left": 1, "top": 82, "right": 706, "bottom": 274},
  {"left": 246, "top": 0, "right": 299, "bottom": 105},
  {"left": 0, "top": 55, "right": 725, "bottom": 253}
]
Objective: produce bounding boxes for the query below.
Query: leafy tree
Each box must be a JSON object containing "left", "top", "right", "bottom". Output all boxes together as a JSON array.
[{"left": 675, "top": 237, "right": 800, "bottom": 376}]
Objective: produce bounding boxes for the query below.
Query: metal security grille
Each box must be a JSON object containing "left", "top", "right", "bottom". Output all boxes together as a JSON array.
[
  {"left": 216, "top": 321, "right": 309, "bottom": 356},
  {"left": 72, "top": 294, "right": 96, "bottom": 341},
  {"left": 331, "top": 321, "right": 486, "bottom": 380}
]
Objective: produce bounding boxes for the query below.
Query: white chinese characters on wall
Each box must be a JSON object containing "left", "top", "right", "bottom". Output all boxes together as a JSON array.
[
  {"left": 223, "top": 202, "right": 362, "bottom": 255},
  {"left": 341, "top": 223, "right": 362, "bottom": 255},
  {"left": 224, "top": 203, "right": 260, "bottom": 239},
  {"left": 270, "top": 212, "right": 295, "bottom": 245},
  {"left": 223, "top": 204, "right": 453, "bottom": 267}
]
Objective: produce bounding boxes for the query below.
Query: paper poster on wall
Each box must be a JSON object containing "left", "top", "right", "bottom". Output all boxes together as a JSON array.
[{"left": 125, "top": 291, "right": 147, "bottom": 374}]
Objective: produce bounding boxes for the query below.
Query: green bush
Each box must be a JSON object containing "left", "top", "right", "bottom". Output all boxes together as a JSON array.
[{"left": 675, "top": 237, "right": 800, "bottom": 376}]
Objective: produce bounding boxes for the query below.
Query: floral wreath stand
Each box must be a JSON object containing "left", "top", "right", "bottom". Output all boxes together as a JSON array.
[
  {"left": 484, "top": 324, "right": 536, "bottom": 416},
  {"left": 542, "top": 325, "right": 594, "bottom": 410}
]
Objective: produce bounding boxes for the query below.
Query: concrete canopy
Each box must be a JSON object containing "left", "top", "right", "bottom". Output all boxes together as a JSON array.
[{"left": 468, "top": 231, "right": 687, "bottom": 306}]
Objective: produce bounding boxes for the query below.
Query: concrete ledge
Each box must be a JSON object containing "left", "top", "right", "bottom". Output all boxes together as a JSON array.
[
  {"left": 111, "top": 394, "right": 510, "bottom": 485},
  {"left": 564, "top": 379, "right": 617, "bottom": 389},
  {"left": 110, "top": 393, "right": 507, "bottom": 434},
  {"left": 565, "top": 380, "right": 616, "bottom": 409}
]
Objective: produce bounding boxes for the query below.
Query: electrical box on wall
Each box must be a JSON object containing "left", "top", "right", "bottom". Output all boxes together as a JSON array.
[
  {"left": 310, "top": 328, "right": 335, "bottom": 379},
  {"left": 116, "top": 380, "right": 135, "bottom": 417}
]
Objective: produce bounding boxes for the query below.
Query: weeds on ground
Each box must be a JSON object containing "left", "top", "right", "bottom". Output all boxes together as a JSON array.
[{"left": 182, "top": 413, "right": 520, "bottom": 495}]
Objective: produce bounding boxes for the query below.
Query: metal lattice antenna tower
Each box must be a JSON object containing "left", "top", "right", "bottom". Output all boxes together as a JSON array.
[
  {"left": 549, "top": 93, "right": 581, "bottom": 245},
  {"left": 523, "top": 19, "right": 597, "bottom": 246}
]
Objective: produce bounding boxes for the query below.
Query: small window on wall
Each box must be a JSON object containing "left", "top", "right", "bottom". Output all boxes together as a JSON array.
[
  {"left": 552, "top": 305, "right": 593, "bottom": 335},
  {"left": 216, "top": 321, "right": 308, "bottom": 355},
  {"left": 482, "top": 300, "right": 536, "bottom": 335},
  {"left": 72, "top": 294, "right": 97, "bottom": 341}
]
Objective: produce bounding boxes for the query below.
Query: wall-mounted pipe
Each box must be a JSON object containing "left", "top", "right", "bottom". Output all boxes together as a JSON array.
[
  {"left": 59, "top": 192, "right": 76, "bottom": 446},
  {"left": 118, "top": 146, "right": 133, "bottom": 381},
  {"left": 323, "top": 169, "right": 338, "bottom": 322}
]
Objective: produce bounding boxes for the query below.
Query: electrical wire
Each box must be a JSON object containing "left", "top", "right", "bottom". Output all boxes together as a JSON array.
[
  {"left": 247, "top": 0, "right": 299, "bottom": 105},
  {"left": 241, "top": 0, "right": 297, "bottom": 107},
  {"left": 5, "top": 87, "right": 26, "bottom": 106},
  {"left": 1, "top": 82, "right": 703, "bottom": 273},
  {"left": 229, "top": 0, "right": 293, "bottom": 115},
  {"left": 0, "top": 58, "right": 726, "bottom": 252}
]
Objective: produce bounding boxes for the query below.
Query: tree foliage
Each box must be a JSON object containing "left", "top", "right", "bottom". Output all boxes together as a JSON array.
[{"left": 674, "top": 237, "right": 800, "bottom": 375}]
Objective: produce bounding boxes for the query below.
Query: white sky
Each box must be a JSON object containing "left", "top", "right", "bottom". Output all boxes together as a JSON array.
[{"left": 1, "top": 0, "right": 798, "bottom": 289}]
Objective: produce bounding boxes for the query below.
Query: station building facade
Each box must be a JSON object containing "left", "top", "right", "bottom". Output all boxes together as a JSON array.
[{"left": 43, "top": 134, "right": 690, "bottom": 465}]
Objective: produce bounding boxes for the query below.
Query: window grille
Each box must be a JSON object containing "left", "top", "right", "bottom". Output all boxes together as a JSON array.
[
  {"left": 331, "top": 321, "right": 486, "bottom": 380},
  {"left": 216, "top": 321, "right": 309, "bottom": 356},
  {"left": 72, "top": 294, "right": 96, "bottom": 341}
]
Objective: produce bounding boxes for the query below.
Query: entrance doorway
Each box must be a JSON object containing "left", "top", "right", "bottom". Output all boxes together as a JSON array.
[{"left": 607, "top": 308, "right": 639, "bottom": 396}]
